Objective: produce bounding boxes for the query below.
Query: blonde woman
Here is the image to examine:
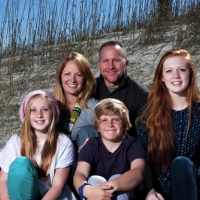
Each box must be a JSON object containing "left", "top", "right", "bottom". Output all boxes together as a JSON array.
[{"left": 53, "top": 52, "right": 99, "bottom": 150}]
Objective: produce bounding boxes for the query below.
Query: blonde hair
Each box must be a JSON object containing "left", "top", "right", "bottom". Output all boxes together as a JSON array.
[
  {"left": 20, "top": 93, "right": 59, "bottom": 176},
  {"left": 94, "top": 98, "right": 131, "bottom": 135},
  {"left": 53, "top": 52, "right": 97, "bottom": 114}
]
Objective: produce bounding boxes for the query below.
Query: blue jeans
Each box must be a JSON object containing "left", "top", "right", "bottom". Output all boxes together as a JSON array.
[
  {"left": 171, "top": 156, "right": 198, "bottom": 200},
  {"left": 7, "top": 157, "right": 38, "bottom": 200},
  {"left": 75, "top": 125, "right": 99, "bottom": 148}
]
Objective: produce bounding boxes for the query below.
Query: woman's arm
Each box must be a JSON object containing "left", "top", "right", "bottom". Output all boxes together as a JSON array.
[
  {"left": 74, "top": 161, "right": 112, "bottom": 200},
  {"left": 71, "top": 98, "right": 98, "bottom": 141},
  {"left": 0, "top": 169, "right": 9, "bottom": 200},
  {"left": 102, "top": 158, "right": 145, "bottom": 193},
  {"left": 42, "top": 167, "right": 70, "bottom": 200}
]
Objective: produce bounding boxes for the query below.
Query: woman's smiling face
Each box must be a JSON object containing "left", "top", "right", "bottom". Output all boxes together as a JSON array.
[
  {"left": 61, "top": 61, "right": 85, "bottom": 97},
  {"left": 162, "top": 56, "right": 190, "bottom": 97}
]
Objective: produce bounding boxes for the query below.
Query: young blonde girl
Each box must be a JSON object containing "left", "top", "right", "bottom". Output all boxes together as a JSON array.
[{"left": 0, "top": 90, "right": 76, "bottom": 200}]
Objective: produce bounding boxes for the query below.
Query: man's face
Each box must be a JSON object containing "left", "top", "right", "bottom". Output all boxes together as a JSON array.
[{"left": 98, "top": 45, "right": 128, "bottom": 88}]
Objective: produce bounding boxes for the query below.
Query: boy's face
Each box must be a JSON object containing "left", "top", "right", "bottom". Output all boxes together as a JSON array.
[{"left": 97, "top": 114, "right": 124, "bottom": 142}]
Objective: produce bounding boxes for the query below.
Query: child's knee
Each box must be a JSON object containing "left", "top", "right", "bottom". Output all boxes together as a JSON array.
[
  {"left": 108, "top": 174, "right": 121, "bottom": 180},
  {"left": 7, "top": 157, "right": 38, "bottom": 200},
  {"left": 171, "top": 156, "right": 193, "bottom": 170},
  {"left": 88, "top": 175, "right": 107, "bottom": 185},
  {"left": 8, "top": 157, "right": 37, "bottom": 180}
]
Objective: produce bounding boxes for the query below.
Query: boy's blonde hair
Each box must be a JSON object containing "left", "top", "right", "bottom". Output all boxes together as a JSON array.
[{"left": 94, "top": 98, "right": 131, "bottom": 135}]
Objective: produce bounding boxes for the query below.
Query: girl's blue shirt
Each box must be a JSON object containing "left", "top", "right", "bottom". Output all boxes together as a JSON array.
[{"left": 137, "top": 103, "right": 200, "bottom": 198}]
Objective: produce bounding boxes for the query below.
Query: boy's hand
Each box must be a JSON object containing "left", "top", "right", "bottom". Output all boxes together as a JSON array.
[
  {"left": 100, "top": 181, "right": 115, "bottom": 193},
  {"left": 83, "top": 184, "right": 113, "bottom": 200}
]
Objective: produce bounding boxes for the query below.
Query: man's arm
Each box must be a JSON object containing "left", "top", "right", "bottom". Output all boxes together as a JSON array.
[
  {"left": 73, "top": 161, "right": 112, "bottom": 200},
  {"left": 102, "top": 158, "right": 145, "bottom": 192}
]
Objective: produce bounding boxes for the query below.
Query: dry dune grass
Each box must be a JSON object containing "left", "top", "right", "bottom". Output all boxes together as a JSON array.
[{"left": 0, "top": 0, "right": 200, "bottom": 148}]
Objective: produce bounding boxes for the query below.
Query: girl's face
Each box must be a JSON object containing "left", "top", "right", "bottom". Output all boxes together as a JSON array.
[
  {"left": 30, "top": 97, "right": 53, "bottom": 135},
  {"left": 162, "top": 56, "right": 190, "bottom": 97},
  {"left": 61, "top": 61, "right": 85, "bottom": 97},
  {"left": 97, "top": 114, "right": 124, "bottom": 143}
]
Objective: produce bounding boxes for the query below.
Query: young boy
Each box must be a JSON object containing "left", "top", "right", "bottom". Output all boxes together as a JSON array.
[{"left": 73, "top": 98, "right": 145, "bottom": 200}]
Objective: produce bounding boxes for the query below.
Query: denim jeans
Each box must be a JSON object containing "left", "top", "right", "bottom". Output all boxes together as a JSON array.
[
  {"left": 171, "top": 156, "right": 198, "bottom": 200},
  {"left": 75, "top": 125, "right": 99, "bottom": 148}
]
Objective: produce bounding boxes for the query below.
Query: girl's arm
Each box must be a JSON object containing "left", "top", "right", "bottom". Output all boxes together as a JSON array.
[
  {"left": 73, "top": 161, "right": 112, "bottom": 200},
  {"left": 142, "top": 160, "right": 164, "bottom": 200},
  {"left": 42, "top": 167, "right": 70, "bottom": 200},
  {"left": 0, "top": 169, "right": 9, "bottom": 200},
  {"left": 145, "top": 189, "right": 164, "bottom": 200},
  {"left": 102, "top": 158, "right": 145, "bottom": 192}
]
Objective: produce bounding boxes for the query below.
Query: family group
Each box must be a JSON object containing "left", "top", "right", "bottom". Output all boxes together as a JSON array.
[{"left": 0, "top": 40, "right": 199, "bottom": 200}]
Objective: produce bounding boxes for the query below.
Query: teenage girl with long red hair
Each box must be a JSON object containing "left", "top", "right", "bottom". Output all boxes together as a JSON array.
[{"left": 137, "top": 49, "right": 200, "bottom": 200}]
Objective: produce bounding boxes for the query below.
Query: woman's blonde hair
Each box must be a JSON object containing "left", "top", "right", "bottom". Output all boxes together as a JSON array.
[
  {"left": 94, "top": 98, "right": 131, "bottom": 135},
  {"left": 53, "top": 52, "right": 97, "bottom": 114},
  {"left": 20, "top": 92, "right": 59, "bottom": 176}
]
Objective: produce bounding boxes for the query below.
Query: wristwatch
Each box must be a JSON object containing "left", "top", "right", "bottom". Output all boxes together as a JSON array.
[{"left": 78, "top": 182, "right": 91, "bottom": 199}]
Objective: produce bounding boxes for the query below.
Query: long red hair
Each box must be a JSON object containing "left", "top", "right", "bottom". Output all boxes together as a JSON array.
[{"left": 139, "top": 49, "right": 200, "bottom": 171}]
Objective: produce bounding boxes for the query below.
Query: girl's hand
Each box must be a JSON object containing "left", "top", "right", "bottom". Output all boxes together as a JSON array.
[{"left": 146, "top": 189, "right": 165, "bottom": 200}]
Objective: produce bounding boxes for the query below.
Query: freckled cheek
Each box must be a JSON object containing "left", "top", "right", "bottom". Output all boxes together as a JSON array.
[
  {"left": 61, "top": 79, "right": 66, "bottom": 87},
  {"left": 185, "top": 74, "right": 190, "bottom": 80},
  {"left": 63, "top": 77, "right": 70, "bottom": 83},
  {"left": 162, "top": 75, "right": 171, "bottom": 82},
  {"left": 30, "top": 114, "right": 35, "bottom": 118},
  {"left": 185, "top": 79, "right": 190, "bottom": 87},
  {"left": 78, "top": 80, "right": 85, "bottom": 88}
]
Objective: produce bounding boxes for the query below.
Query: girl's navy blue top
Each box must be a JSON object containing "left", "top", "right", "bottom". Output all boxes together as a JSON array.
[{"left": 137, "top": 103, "right": 200, "bottom": 199}]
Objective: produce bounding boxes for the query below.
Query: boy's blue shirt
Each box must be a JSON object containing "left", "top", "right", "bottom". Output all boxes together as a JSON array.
[{"left": 78, "top": 135, "right": 145, "bottom": 180}]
